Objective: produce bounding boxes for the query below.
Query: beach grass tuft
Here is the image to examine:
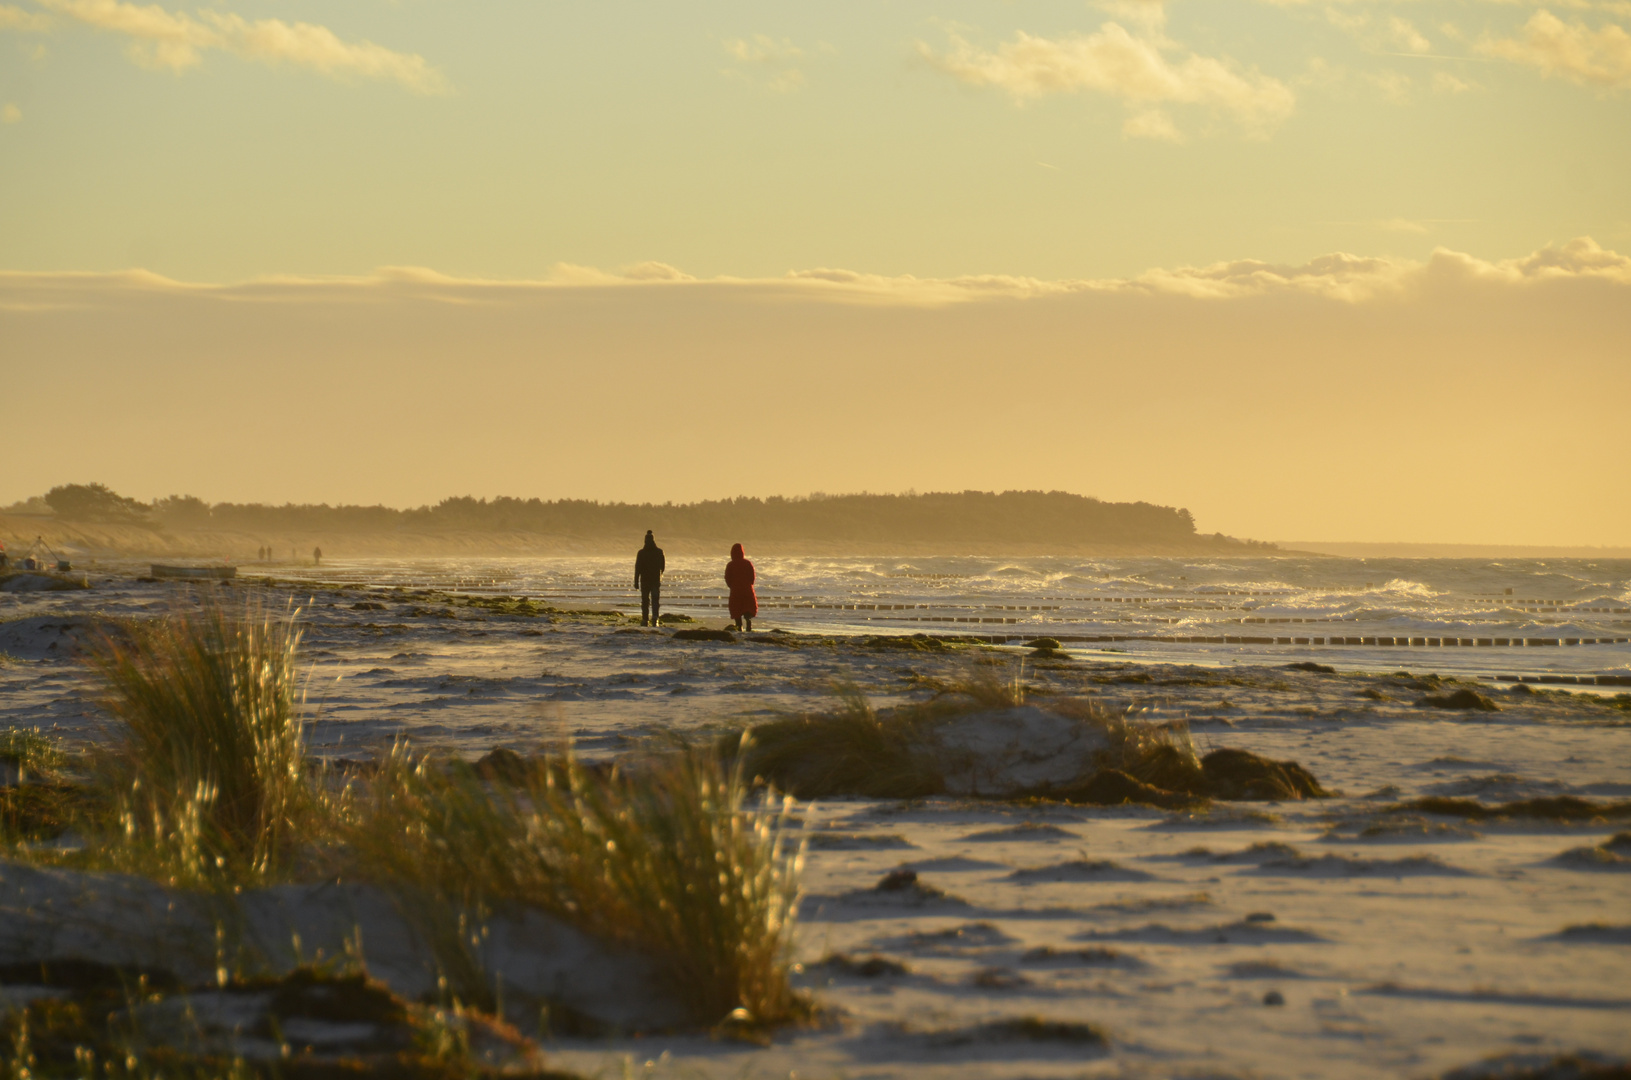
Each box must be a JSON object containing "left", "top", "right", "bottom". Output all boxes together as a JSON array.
[
  {"left": 735, "top": 687, "right": 943, "bottom": 800},
  {"left": 347, "top": 737, "right": 808, "bottom": 1030},
  {"left": 83, "top": 598, "right": 313, "bottom": 884}
]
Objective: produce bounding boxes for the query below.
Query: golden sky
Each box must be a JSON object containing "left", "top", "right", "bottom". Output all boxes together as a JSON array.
[{"left": 2, "top": 0, "right": 1628, "bottom": 543}]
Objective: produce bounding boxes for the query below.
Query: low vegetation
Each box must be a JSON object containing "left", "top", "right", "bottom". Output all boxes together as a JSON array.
[
  {"left": 735, "top": 667, "right": 1329, "bottom": 806},
  {"left": 0, "top": 599, "right": 810, "bottom": 1073}
]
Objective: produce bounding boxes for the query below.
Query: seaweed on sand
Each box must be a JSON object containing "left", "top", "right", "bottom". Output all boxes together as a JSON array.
[
  {"left": 857, "top": 634, "right": 958, "bottom": 653},
  {"left": 1417, "top": 689, "right": 1500, "bottom": 712},
  {"left": 1390, "top": 796, "right": 1631, "bottom": 821},
  {"left": 1199, "top": 749, "right": 1329, "bottom": 801}
]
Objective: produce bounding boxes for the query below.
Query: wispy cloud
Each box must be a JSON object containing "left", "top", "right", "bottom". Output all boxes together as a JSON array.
[
  {"left": 8, "top": 239, "right": 1623, "bottom": 309},
  {"left": 27, "top": 0, "right": 449, "bottom": 93},
  {"left": 918, "top": 17, "right": 1295, "bottom": 140},
  {"left": 722, "top": 33, "right": 812, "bottom": 93},
  {"left": 1478, "top": 10, "right": 1631, "bottom": 89},
  {"left": 0, "top": 3, "right": 50, "bottom": 30}
]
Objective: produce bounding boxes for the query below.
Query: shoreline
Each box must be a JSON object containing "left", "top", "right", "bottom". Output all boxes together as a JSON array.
[{"left": 0, "top": 515, "right": 1289, "bottom": 561}]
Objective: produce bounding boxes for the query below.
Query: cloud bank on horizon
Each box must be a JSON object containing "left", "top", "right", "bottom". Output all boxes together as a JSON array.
[{"left": 3, "top": 237, "right": 1627, "bottom": 547}]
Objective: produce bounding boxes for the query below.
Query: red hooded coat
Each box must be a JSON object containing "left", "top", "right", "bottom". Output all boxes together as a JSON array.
[{"left": 725, "top": 543, "right": 757, "bottom": 619}]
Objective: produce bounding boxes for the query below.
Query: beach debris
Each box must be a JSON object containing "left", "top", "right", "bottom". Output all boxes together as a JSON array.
[
  {"left": 929, "top": 1017, "right": 1109, "bottom": 1047},
  {"left": 849, "top": 868, "right": 967, "bottom": 908},
  {"left": 671, "top": 628, "right": 737, "bottom": 642},
  {"left": 1389, "top": 796, "right": 1631, "bottom": 821},
  {"left": 858, "top": 633, "right": 957, "bottom": 651},
  {"left": 1262, "top": 989, "right": 1286, "bottom": 1006},
  {"left": 1553, "top": 923, "right": 1631, "bottom": 945},
  {"left": 1438, "top": 1051, "right": 1630, "bottom": 1079},
  {"left": 1199, "top": 749, "right": 1329, "bottom": 801},
  {"left": 1417, "top": 688, "right": 1500, "bottom": 711}
]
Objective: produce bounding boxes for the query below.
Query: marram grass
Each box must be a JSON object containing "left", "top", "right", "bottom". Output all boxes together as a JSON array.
[
  {"left": 348, "top": 738, "right": 807, "bottom": 1029},
  {"left": 84, "top": 598, "right": 314, "bottom": 884},
  {"left": 1, "top": 599, "right": 810, "bottom": 1033}
]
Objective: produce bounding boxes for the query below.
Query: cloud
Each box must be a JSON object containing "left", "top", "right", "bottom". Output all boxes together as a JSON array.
[
  {"left": 1432, "top": 70, "right": 1474, "bottom": 93},
  {"left": 918, "top": 22, "right": 1295, "bottom": 139},
  {"left": 722, "top": 33, "right": 809, "bottom": 92},
  {"left": 4, "top": 239, "right": 1624, "bottom": 311},
  {"left": 1478, "top": 10, "right": 1631, "bottom": 88},
  {"left": 1325, "top": 9, "right": 1434, "bottom": 55},
  {"left": 30, "top": 0, "right": 448, "bottom": 93},
  {"left": 1366, "top": 68, "right": 1413, "bottom": 102},
  {"left": 1, "top": 103, "right": 19, "bottom": 122},
  {"left": 0, "top": 3, "right": 48, "bottom": 29}
]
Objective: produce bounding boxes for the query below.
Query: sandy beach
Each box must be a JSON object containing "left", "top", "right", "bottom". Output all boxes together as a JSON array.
[{"left": 3, "top": 561, "right": 1628, "bottom": 1079}]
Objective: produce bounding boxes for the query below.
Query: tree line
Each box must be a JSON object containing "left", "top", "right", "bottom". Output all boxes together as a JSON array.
[{"left": 18, "top": 484, "right": 1268, "bottom": 547}]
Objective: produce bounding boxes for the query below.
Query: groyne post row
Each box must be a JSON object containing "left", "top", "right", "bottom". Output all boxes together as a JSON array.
[{"left": 1023, "top": 633, "right": 1630, "bottom": 648}]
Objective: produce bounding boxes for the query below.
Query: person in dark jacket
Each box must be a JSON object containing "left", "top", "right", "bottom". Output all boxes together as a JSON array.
[
  {"left": 634, "top": 531, "right": 665, "bottom": 626},
  {"left": 725, "top": 542, "right": 757, "bottom": 632}
]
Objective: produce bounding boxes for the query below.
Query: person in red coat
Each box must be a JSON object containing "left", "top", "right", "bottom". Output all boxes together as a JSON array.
[{"left": 725, "top": 542, "right": 757, "bottom": 632}]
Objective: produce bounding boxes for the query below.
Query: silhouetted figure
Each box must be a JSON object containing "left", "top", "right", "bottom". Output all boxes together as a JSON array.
[
  {"left": 313, "top": 546, "right": 322, "bottom": 566},
  {"left": 634, "top": 530, "right": 665, "bottom": 626},
  {"left": 726, "top": 543, "right": 757, "bottom": 632}
]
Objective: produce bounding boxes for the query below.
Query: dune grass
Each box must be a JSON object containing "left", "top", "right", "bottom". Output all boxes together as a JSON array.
[
  {"left": 347, "top": 737, "right": 807, "bottom": 1029},
  {"left": 733, "top": 687, "right": 943, "bottom": 800},
  {"left": 81, "top": 599, "right": 315, "bottom": 885},
  {"left": 0, "top": 598, "right": 810, "bottom": 1034},
  {"left": 0, "top": 725, "right": 68, "bottom": 781}
]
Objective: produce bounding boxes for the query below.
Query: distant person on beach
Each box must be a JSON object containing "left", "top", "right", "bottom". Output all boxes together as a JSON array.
[
  {"left": 313, "top": 546, "right": 322, "bottom": 566},
  {"left": 725, "top": 543, "right": 757, "bottom": 632},
  {"left": 634, "top": 530, "right": 665, "bottom": 626}
]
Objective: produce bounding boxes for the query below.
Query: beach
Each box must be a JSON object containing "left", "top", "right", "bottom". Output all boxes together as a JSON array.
[{"left": 2, "top": 556, "right": 1628, "bottom": 1078}]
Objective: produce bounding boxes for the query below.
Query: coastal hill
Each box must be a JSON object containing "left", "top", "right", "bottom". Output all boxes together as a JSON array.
[{"left": 1, "top": 486, "right": 1275, "bottom": 559}]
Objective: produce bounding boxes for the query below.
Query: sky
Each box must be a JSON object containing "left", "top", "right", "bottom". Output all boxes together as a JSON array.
[{"left": 2, "top": 0, "right": 1629, "bottom": 543}]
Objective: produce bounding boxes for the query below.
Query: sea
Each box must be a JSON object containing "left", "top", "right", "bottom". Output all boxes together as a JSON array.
[{"left": 264, "top": 554, "right": 1631, "bottom": 689}]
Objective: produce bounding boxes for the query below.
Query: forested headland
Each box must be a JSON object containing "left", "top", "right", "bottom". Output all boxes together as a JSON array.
[{"left": 3, "top": 485, "right": 1275, "bottom": 556}]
